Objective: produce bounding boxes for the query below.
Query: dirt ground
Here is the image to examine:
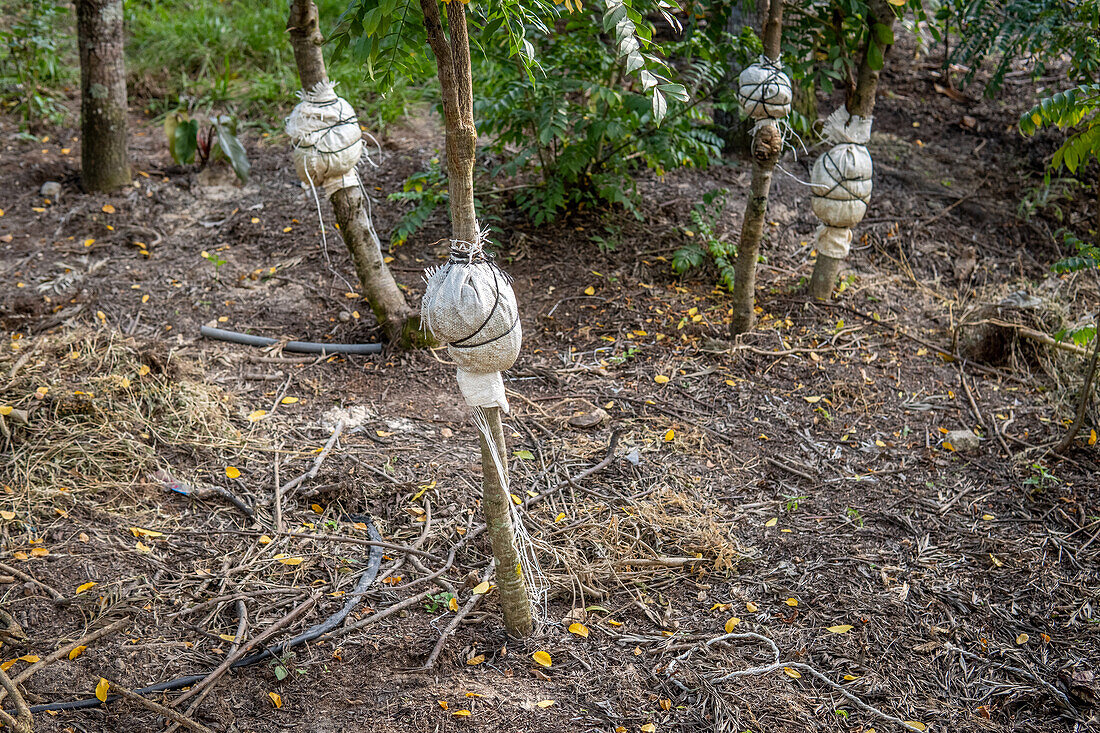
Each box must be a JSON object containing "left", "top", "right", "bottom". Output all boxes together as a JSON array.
[{"left": 1, "top": 39, "right": 1100, "bottom": 733}]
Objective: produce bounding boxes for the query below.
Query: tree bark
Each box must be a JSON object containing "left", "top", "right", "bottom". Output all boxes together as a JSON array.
[
  {"left": 478, "top": 407, "right": 534, "bottom": 637},
  {"left": 728, "top": 0, "right": 784, "bottom": 336},
  {"left": 420, "top": 0, "right": 532, "bottom": 636},
  {"left": 809, "top": 0, "right": 894, "bottom": 300},
  {"left": 287, "top": 0, "right": 422, "bottom": 345},
  {"left": 76, "top": 0, "right": 130, "bottom": 192}
]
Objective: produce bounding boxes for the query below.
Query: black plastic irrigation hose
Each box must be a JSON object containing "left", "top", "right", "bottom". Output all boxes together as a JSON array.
[
  {"left": 199, "top": 326, "right": 382, "bottom": 355},
  {"left": 22, "top": 516, "right": 384, "bottom": 714}
]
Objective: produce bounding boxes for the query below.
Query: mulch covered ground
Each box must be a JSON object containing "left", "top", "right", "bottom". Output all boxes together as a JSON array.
[{"left": 1, "top": 40, "right": 1099, "bottom": 733}]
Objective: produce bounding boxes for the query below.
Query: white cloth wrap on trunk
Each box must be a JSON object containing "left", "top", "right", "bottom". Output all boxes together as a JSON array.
[
  {"left": 815, "top": 224, "right": 853, "bottom": 259},
  {"left": 285, "top": 81, "right": 363, "bottom": 198},
  {"left": 422, "top": 240, "right": 521, "bottom": 412},
  {"left": 737, "top": 56, "right": 792, "bottom": 121},
  {"left": 811, "top": 142, "right": 873, "bottom": 228}
]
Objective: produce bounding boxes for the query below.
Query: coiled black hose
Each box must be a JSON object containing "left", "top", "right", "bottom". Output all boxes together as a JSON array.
[{"left": 23, "top": 516, "right": 384, "bottom": 714}]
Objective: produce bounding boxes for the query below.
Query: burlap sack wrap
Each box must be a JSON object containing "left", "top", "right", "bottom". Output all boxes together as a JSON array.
[
  {"left": 422, "top": 235, "right": 521, "bottom": 413},
  {"left": 285, "top": 81, "right": 363, "bottom": 198},
  {"left": 737, "top": 56, "right": 792, "bottom": 124},
  {"left": 811, "top": 108, "right": 874, "bottom": 259}
]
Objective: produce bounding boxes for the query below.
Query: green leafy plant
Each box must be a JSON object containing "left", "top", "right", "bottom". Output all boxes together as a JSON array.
[
  {"left": 387, "top": 157, "right": 450, "bottom": 245},
  {"left": 0, "top": 1, "right": 71, "bottom": 125},
  {"left": 164, "top": 108, "right": 251, "bottom": 182},
  {"left": 423, "top": 591, "right": 455, "bottom": 613},
  {"left": 1020, "top": 84, "right": 1100, "bottom": 179},
  {"left": 672, "top": 188, "right": 736, "bottom": 289}
]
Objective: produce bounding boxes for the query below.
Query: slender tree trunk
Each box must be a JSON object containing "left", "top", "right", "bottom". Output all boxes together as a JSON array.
[
  {"left": 729, "top": 0, "right": 784, "bottom": 335},
  {"left": 76, "top": 0, "right": 130, "bottom": 192},
  {"left": 478, "top": 407, "right": 534, "bottom": 637},
  {"left": 286, "top": 0, "right": 424, "bottom": 345},
  {"left": 809, "top": 0, "right": 894, "bottom": 300},
  {"left": 419, "top": 0, "right": 532, "bottom": 637}
]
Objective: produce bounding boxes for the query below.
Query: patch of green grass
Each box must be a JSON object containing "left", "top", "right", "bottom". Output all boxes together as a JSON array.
[{"left": 124, "top": 0, "right": 434, "bottom": 128}]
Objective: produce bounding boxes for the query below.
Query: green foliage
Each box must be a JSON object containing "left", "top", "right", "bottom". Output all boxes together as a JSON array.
[
  {"left": 423, "top": 591, "right": 455, "bottom": 613},
  {"left": 474, "top": 17, "right": 728, "bottom": 225},
  {"left": 1051, "top": 230, "right": 1099, "bottom": 347},
  {"left": 779, "top": 0, "right": 915, "bottom": 100},
  {"left": 0, "top": 1, "right": 72, "bottom": 125},
  {"left": 126, "top": 0, "right": 432, "bottom": 124},
  {"left": 672, "top": 188, "right": 736, "bottom": 289},
  {"left": 1020, "top": 84, "right": 1100, "bottom": 175},
  {"left": 387, "top": 158, "right": 450, "bottom": 245},
  {"left": 938, "top": 0, "right": 1099, "bottom": 94},
  {"left": 164, "top": 108, "right": 251, "bottom": 182}
]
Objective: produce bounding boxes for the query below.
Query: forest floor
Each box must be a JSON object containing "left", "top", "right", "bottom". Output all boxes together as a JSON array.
[{"left": 1, "top": 43, "right": 1099, "bottom": 733}]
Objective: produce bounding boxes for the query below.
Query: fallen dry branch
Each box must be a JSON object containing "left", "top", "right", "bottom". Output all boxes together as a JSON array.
[
  {"left": 171, "top": 594, "right": 319, "bottom": 708},
  {"left": 0, "top": 666, "right": 32, "bottom": 733},
  {"left": 0, "top": 561, "right": 65, "bottom": 603},
  {"left": 103, "top": 679, "right": 214, "bottom": 733},
  {"left": 414, "top": 564, "right": 493, "bottom": 672},
  {"left": 280, "top": 419, "right": 345, "bottom": 495}
]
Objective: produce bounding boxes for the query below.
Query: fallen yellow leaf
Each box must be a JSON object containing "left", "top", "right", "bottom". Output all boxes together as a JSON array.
[
  {"left": 471, "top": 581, "right": 491, "bottom": 595},
  {"left": 724, "top": 617, "right": 741, "bottom": 633},
  {"left": 129, "top": 527, "right": 164, "bottom": 538},
  {"left": 0, "top": 510, "right": 15, "bottom": 520},
  {"left": 903, "top": 722, "right": 926, "bottom": 731},
  {"left": 452, "top": 709, "right": 471, "bottom": 717},
  {"left": 584, "top": 286, "right": 595, "bottom": 295},
  {"left": 311, "top": 504, "right": 324, "bottom": 514},
  {"left": 69, "top": 646, "right": 87, "bottom": 660},
  {"left": 827, "top": 625, "right": 853, "bottom": 634},
  {"left": 438, "top": 700, "right": 449, "bottom": 710},
  {"left": 783, "top": 667, "right": 801, "bottom": 678},
  {"left": 746, "top": 602, "right": 759, "bottom": 613},
  {"left": 663, "top": 429, "right": 675, "bottom": 442},
  {"left": 274, "top": 554, "right": 304, "bottom": 566},
  {"left": 654, "top": 375, "right": 669, "bottom": 384},
  {"left": 641, "top": 724, "right": 656, "bottom": 733},
  {"left": 101, "top": 204, "right": 115, "bottom": 214},
  {"left": 95, "top": 678, "right": 109, "bottom": 702},
  {"left": 248, "top": 409, "right": 267, "bottom": 422},
  {"left": 449, "top": 597, "right": 459, "bottom": 612},
  {"left": 785, "top": 598, "right": 798, "bottom": 607},
  {"left": 268, "top": 692, "right": 282, "bottom": 708},
  {"left": 1016, "top": 633, "right": 1030, "bottom": 645},
  {"left": 535, "top": 700, "right": 555, "bottom": 708},
  {"left": 532, "top": 650, "right": 552, "bottom": 668},
  {"left": 281, "top": 396, "right": 299, "bottom": 404},
  {"left": 76, "top": 581, "right": 97, "bottom": 594},
  {"left": 568, "top": 622, "right": 589, "bottom": 638},
  {"left": 225, "top": 466, "right": 240, "bottom": 479},
  {"left": 764, "top": 518, "right": 778, "bottom": 527},
  {"left": 466, "top": 654, "right": 485, "bottom": 666}
]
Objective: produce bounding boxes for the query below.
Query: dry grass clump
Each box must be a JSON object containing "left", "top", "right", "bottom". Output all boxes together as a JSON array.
[{"left": 0, "top": 329, "right": 242, "bottom": 506}]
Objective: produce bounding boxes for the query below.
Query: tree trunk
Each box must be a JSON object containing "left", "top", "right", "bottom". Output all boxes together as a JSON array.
[
  {"left": 478, "top": 407, "right": 534, "bottom": 637},
  {"left": 419, "top": 0, "right": 532, "bottom": 637},
  {"left": 809, "top": 0, "right": 894, "bottom": 300},
  {"left": 728, "top": 0, "right": 784, "bottom": 336},
  {"left": 287, "top": 0, "right": 423, "bottom": 345},
  {"left": 76, "top": 0, "right": 130, "bottom": 192},
  {"left": 714, "top": 0, "right": 760, "bottom": 157}
]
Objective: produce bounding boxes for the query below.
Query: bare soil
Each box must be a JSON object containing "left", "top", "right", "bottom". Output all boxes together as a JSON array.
[{"left": 1, "top": 42, "right": 1099, "bottom": 733}]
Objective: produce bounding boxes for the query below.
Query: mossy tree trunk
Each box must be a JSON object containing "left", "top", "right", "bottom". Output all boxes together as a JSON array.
[
  {"left": 419, "top": 0, "right": 533, "bottom": 638},
  {"left": 76, "top": 0, "right": 130, "bottom": 192},
  {"left": 808, "top": 0, "right": 894, "bottom": 300},
  {"left": 287, "top": 0, "right": 426, "bottom": 346},
  {"left": 728, "top": 0, "right": 784, "bottom": 335}
]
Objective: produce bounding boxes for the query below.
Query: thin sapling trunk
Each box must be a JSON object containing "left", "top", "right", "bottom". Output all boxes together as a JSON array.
[
  {"left": 287, "top": 0, "right": 425, "bottom": 346},
  {"left": 809, "top": 0, "right": 894, "bottom": 300},
  {"left": 729, "top": 0, "right": 785, "bottom": 335},
  {"left": 419, "top": 0, "right": 533, "bottom": 637}
]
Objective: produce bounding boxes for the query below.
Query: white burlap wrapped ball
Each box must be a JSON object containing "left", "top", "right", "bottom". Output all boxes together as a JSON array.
[
  {"left": 285, "top": 81, "right": 363, "bottom": 198},
  {"left": 737, "top": 56, "right": 792, "bottom": 120},
  {"left": 422, "top": 240, "right": 522, "bottom": 412},
  {"left": 814, "top": 224, "right": 853, "bottom": 259},
  {"left": 811, "top": 142, "right": 873, "bottom": 228}
]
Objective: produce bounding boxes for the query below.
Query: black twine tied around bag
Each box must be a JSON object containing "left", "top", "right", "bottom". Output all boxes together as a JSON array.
[
  {"left": 817, "top": 146, "right": 872, "bottom": 202},
  {"left": 740, "top": 57, "right": 791, "bottom": 120},
  {"left": 442, "top": 232, "right": 519, "bottom": 350}
]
